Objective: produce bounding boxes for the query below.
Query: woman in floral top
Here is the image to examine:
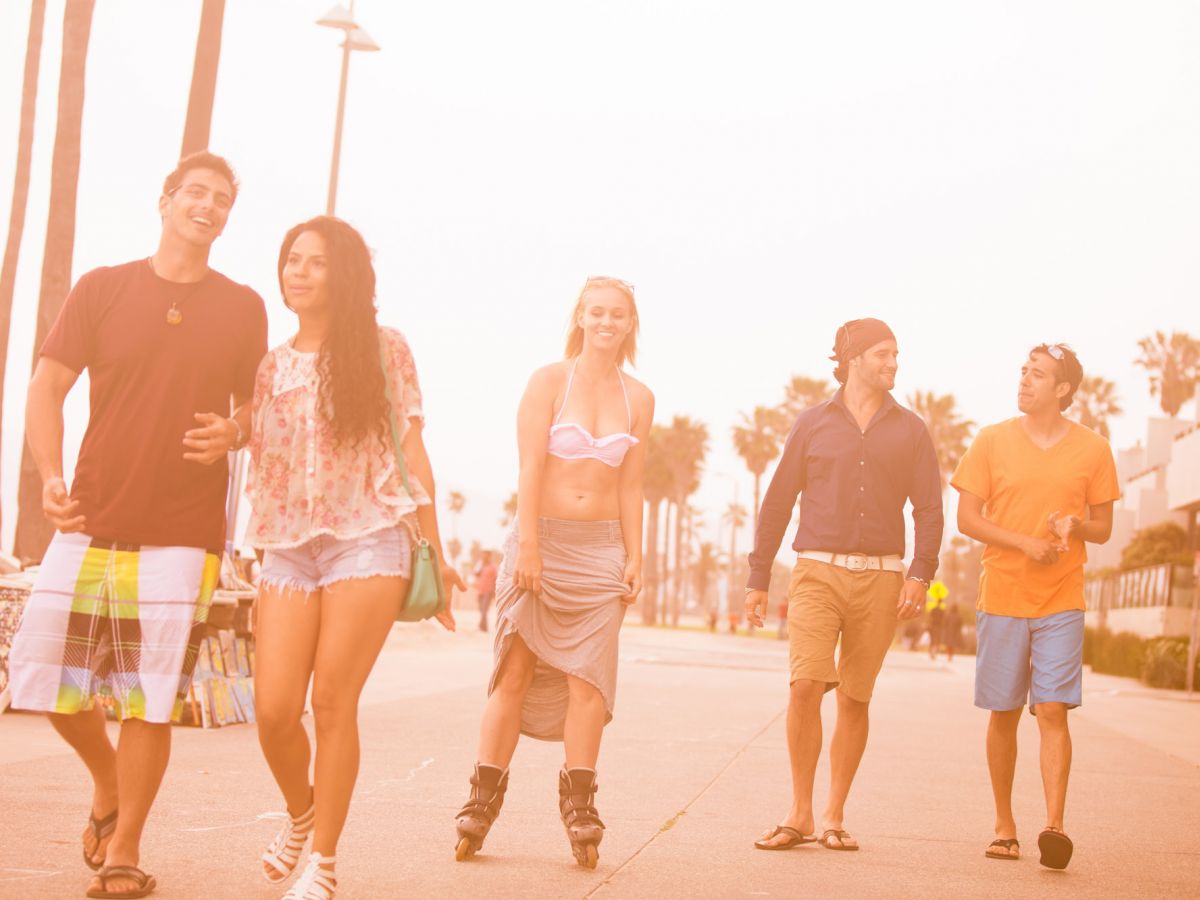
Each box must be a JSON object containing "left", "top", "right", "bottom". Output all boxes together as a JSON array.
[{"left": 247, "top": 216, "right": 462, "bottom": 900}]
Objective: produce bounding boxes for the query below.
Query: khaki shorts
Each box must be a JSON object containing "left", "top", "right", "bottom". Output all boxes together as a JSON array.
[{"left": 786, "top": 557, "right": 903, "bottom": 702}]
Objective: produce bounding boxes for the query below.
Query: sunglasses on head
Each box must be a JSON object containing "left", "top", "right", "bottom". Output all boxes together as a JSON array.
[
  {"left": 1045, "top": 343, "right": 1071, "bottom": 360},
  {"left": 585, "top": 275, "right": 635, "bottom": 295}
]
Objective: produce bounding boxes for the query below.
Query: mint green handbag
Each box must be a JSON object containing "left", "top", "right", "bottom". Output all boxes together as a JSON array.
[{"left": 382, "top": 345, "right": 447, "bottom": 622}]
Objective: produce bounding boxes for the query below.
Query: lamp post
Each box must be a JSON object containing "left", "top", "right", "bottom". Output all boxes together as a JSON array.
[{"left": 317, "top": 3, "right": 380, "bottom": 216}]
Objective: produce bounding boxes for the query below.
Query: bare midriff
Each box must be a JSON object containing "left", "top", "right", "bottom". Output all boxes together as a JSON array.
[{"left": 538, "top": 456, "right": 623, "bottom": 520}]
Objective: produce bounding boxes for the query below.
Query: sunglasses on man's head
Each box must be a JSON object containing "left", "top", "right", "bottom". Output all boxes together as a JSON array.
[{"left": 1045, "top": 343, "right": 1071, "bottom": 360}]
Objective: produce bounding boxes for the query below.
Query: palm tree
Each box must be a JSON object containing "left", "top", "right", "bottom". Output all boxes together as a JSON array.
[
  {"left": 14, "top": 0, "right": 96, "bottom": 563},
  {"left": 181, "top": 0, "right": 226, "bottom": 155},
  {"left": 722, "top": 502, "right": 748, "bottom": 626},
  {"left": 1135, "top": 331, "right": 1200, "bottom": 417},
  {"left": 691, "top": 541, "right": 719, "bottom": 625},
  {"left": 906, "top": 391, "right": 974, "bottom": 494},
  {"left": 500, "top": 491, "right": 518, "bottom": 528},
  {"left": 780, "top": 375, "right": 832, "bottom": 422},
  {"left": 641, "top": 425, "right": 672, "bottom": 625},
  {"left": 447, "top": 490, "right": 466, "bottom": 539},
  {"left": 1071, "top": 375, "right": 1122, "bottom": 439},
  {"left": 0, "top": 0, "right": 46, "bottom": 539},
  {"left": 731, "top": 405, "right": 788, "bottom": 520},
  {"left": 664, "top": 416, "right": 708, "bottom": 625}
]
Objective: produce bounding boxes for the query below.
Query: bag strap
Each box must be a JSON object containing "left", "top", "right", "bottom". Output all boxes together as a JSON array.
[{"left": 380, "top": 339, "right": 426, "bottom": 543}]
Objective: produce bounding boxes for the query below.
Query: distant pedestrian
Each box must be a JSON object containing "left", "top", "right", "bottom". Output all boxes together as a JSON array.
[
  {"left": 952, "top": 342, "right": 1118, "bottom": 869},
  {"left": 927, "top": 597, "right": 945, "bottom": 659},
  {"left": 943, "top": 602, "right": 962, "bottom": 661},
  {"left": 248, "top": 216, "right": 462, "bottom": 900},
  {"left": 8, "top": 152, "right": 267, "bottom": 900},
  {"left": 747, "top": 318, "right": 943, "bottom": 853},
  {"left": 474, "top": 551, "right": 499, "bottom": 632},
  {"left": 454, "top": 277, "right": 653, "bottom": 869}
]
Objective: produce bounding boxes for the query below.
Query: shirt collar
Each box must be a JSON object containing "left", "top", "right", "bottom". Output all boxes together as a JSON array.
[{"left": 829, "top": 386, "right": 899, "bottom": 426}]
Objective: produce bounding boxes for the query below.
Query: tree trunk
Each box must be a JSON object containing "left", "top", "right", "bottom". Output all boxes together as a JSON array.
[
  {"left": 13, "top": 0, "right": 96, "bottom": 564},
  {"left": 752, "top": 471, "right": 762, "bottom": 523},
  {"left": 0, "top": 0, "right": 46, "bottom": 540},
  {"left": 660, "top": 501, "right": 672, "bottom": 625},
  {"left": 181, "top": 0, "right": 226, "bottom": 156},
  {"left": 671, "top": 495, "right": 685, "bottom": 626},
  {"left": 641, "top": 498, "right": 660, "bottom": 625}
]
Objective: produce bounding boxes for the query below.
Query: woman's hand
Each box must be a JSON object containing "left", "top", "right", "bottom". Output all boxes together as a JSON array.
[
  {"left": 620, "top": 558, "right": 642, "bottom": 605},
  {"left": 434, "top": 560, "right": 465, "bottom": 632},
  {"left": 514, "top": 542, "right": 542, "bottom": 595}
]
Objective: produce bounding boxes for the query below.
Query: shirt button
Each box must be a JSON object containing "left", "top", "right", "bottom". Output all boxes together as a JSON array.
[
  {"left": 860, "top": 486, "right": 864, "bottom": 491},
  {"left": 859, "top": 460, "right": 865, "bottom": 466}
]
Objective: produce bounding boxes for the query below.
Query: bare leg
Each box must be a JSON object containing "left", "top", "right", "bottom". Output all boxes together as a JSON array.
[
  {"left": 987, "top": 708, "right": 1022, "bottom": 857},
  {"left": 1034, "top": 702, "right": 1071, "bottom": 832},
  {"left": 821, "top": 690, "right": 869, "bottom": 847},
  {"left": 254, "top": 584, "right": 322, "bottom": 876},
  {"left": 757, "top": 679, "right": 824, "bottom": 847},
  {"left": 475, "top": 634, "right": 537, "bottom": 768},
  {"left": 86, "top": 719, "right": 172, "bottom": 895},
  {"left": 255, "top": 585, "right": 321, "bottom": 813},
  {"left": 563, "top": 676, "right": 605, "bottom": 769},
  {"left": 49, "top": 706, "right": 117, "bottom": 867},
  {"left": 308, "top": 576, "right": 408, "bottom": 864}
]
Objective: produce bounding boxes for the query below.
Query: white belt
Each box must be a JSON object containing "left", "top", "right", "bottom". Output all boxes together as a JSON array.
[{"left": 798, "top": 551, "right": 905, "bottom": 573}]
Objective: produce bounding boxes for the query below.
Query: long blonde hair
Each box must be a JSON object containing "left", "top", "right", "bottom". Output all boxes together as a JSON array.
[{"left": 564, "top": 276, "right": 639, "bottom": 367}]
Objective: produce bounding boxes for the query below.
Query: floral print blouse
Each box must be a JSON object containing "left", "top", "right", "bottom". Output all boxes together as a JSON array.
[{"left": 246, "top": 327, "right": 430, "bottom": 549}]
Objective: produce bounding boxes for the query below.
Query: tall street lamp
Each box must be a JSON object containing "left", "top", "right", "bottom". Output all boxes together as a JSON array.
[{"left": 317, "top": 3, "right": 380, "bottom": 216}]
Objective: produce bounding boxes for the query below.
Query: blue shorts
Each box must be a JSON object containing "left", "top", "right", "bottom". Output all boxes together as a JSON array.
[
  {"left": 259, "top": 523, "right": 412, "bottom": 593},
  {"left": 974, "top": 609, "right": 1084, "bottom": 713}
]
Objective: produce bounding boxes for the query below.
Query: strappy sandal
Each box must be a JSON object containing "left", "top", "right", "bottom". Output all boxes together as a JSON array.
[
  {"left": 283, "top": 853, "right": 336, "bottom": 900},
  {"left": 754, "top": 825, "right": 818, "bottom": 850},
  {"left": 262, "top": 799, "right": 315, "bottom": 884},
  {"left": 85, "top": 864, "right": 156, "bottom": 899},
  {"left": 985, "top": 838, "right": 1020, "bottom": 860},
  {"left": 83, "top": 808, "right": 118, "bottom": 871},
  {"left": 819, "top": 828, "right": 860, "bottom": 851}
]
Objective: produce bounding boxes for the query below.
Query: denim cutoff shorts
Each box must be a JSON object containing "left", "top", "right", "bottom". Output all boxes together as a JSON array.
[{"left": 259, "top": 523, "right": 413, "bottom": 593}]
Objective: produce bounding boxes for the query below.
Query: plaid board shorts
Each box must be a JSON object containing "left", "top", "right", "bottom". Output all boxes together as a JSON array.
[{"left": 8, "top": 531, "right": 219, "bottom": 723}]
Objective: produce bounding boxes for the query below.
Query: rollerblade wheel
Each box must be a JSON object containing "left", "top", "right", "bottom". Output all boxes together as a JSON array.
[
  {"left": 455, "top": 836, "right": 476, "bottom": 861},
  {"left": 583, "top": 844, "right": 598, "bottom": 869}
]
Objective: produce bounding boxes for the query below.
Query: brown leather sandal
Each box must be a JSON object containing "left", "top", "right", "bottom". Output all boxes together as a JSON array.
[{"left": 85, "top": 865, "right": 157, "bottom": 899}]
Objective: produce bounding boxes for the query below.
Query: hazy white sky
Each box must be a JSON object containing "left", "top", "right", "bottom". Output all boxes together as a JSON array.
[{"left": 0, "top": 0, "right": 1197, "bottom": 557}]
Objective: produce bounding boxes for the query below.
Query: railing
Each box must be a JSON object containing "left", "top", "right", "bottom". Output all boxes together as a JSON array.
[{"left": 1085, "top": 562, "right": 1188, "bottom": 611}]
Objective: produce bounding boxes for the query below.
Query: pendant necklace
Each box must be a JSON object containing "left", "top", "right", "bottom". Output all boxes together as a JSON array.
[{"left": 147, "top": 256, "right": 207, "bottom": 325}]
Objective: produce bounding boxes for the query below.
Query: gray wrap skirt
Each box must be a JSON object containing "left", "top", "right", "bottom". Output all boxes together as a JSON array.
[{"left": 490, "top": 517, "right": 627, "bottom": 741}]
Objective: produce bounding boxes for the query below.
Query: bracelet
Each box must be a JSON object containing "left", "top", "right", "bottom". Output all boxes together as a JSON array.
[
  {"left": 229, "top": 417, "right": 246, "bottom": 450},
  {"left": 906, "top": 576, "right": 929, "bottom": 586}
]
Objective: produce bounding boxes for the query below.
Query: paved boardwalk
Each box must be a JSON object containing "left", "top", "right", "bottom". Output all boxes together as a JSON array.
[{"left": 2, "top": 623, "right": 1198, "bottom": 898}]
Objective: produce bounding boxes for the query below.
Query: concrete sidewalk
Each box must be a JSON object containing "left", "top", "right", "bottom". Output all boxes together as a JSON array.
[{"left": 1, "top": 623, "right": 1197, "bottom": 898}]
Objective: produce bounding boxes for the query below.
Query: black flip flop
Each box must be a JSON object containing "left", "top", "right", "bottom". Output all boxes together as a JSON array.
[
  {"left": 820, "top": 828, "right": 860, "bottom": 851},
  {"left": 985, "top": 838, "right": 1020, "bottom": 860},
  {"left": 83, "top": 808, "right": 118, "bottom": 871},
  {"left": 753, "top": 825, "right": 817, "bottom": 850},
  {"left": 86, "top": 865, "right": 157, "bottom": 899},
  {"left": 1038, "top": 828, "right": 1073, "bottom": 870}
]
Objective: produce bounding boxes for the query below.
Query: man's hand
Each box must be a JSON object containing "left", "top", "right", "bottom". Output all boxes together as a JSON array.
[
  {"left": 1019, "top": 535, "right": 1060, "bottom": 565},
  {"left": 745, "top": 588, "right": 768, "bottom": 627},
  {"left": 1047, "top": 511, "right": 1080, "bottom": 553},
  {"left": 183, "top": 412, "right": 238, "bottom": 464},
  {"left": 42, "top": 476, "right": 85, "bottom": 532},
  {"left": 897, "top": 579, "right": 925, "bottom": 620},
  {"left": 620, "top": 558, "right": 642, "bottom": 605}
]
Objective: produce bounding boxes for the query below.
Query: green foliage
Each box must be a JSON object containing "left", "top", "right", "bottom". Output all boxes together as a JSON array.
[
  {"left": 1135, "top": 330, "right": 1200, "bottom": 417},
  {"left": 1140, "top": 638, "right": 1200, "bottom": 689},
  {"left": 1119, "top": 522, "right": 1192, "bottom": 571},
  {"left": 1083, "top": 627, "right": 1146, "bottom": 678},
  {"left": 1084, "top": 627, "right": 1199, "bottom": 688}
]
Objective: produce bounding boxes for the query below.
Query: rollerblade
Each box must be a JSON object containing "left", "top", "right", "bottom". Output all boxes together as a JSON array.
[
  {"left": 454, "top": 763, "right": 509, "bottom": 861},
  {"left": 558, "top": 767, "right": 604, "bottom": 869}
]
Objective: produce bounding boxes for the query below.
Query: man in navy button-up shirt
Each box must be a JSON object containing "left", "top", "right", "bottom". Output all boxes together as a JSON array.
[{"left": 747, "top": 318, "right": 942, "bottom": 853}]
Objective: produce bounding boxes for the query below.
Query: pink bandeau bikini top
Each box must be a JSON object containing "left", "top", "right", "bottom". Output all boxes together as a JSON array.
[{"left": 547, "top": 361, "right": 639, "bottom": 468}]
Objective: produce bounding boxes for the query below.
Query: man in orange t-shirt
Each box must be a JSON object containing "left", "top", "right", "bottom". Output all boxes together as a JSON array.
[{"left": 952, "top": 343, "right": 1118, "bottom": 872}]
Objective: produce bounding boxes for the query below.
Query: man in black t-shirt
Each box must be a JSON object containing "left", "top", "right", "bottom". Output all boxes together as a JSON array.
[{"left": 9, "top": 151, "right": 267, "bottom": 899}]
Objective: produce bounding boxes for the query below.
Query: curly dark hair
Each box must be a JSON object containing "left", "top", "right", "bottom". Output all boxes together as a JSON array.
[{"left": 277, "top": 216, "right": 390, "bottom": 451}]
